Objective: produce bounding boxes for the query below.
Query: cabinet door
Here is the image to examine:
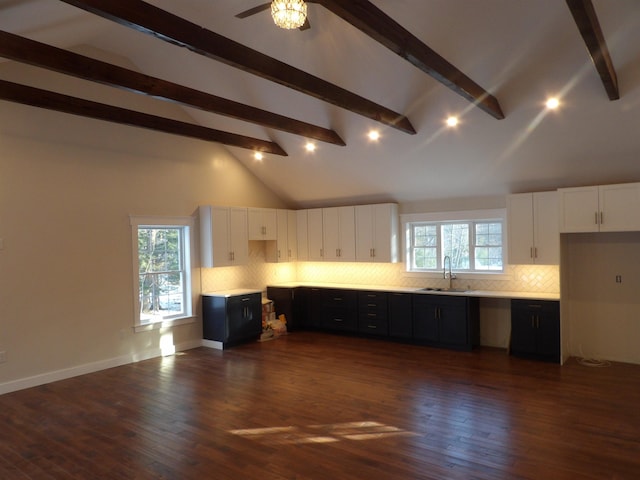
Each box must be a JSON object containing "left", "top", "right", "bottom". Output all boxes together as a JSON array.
[
  {"left": 355, "top": 204, "right": 375, "bottom": 261},
  {"left": 307, "top": 208, "right": 324, "bottom": 261},
  {"left": 323, "top": 206, "right": 355, "bottom": 261},
  {"left": 200, "top": 206, "right": 247, "bottom": 267},
  {"left": 599, "top": 183, "right": 640, "bottom": 232},
  {"left": 228, "top": 207, "right": 249, "bottom": 265},
  {"left": 287, "top": 210, "right": 298, "bottom": 261},
  {"left": 558, "top": 186, "right": 599, "bottom": 233},
  {"left": 204, "top": 206, "right": 231, "bottom": 267},
  {"left": 507, "top": 193, "right": 534, "bottom": 265},
  {"left": 388, "top": 292, "right": 412, "bottom": 338},
  {"left": 271, "top": 209, "right": 289, "bottom": 263},
  {"left": 438, "top": 300, "right": 469, "bottom": 347},
  {"left": 372, "top": 203, "right": 399, "bottom": 263},
  {"left": 296, "top": 210, "right": 309, "bottom": 261},
  {"left": 322, "top": 207, "right": 340, "bottom": 261},
  {"left": 510, "top": 304, "right": 538, "bottom": 355},
  {"left": 412, "top": 297, "right": 439, "bottom": 342},
  {"left": 227, "top": 294, "right": 261, "bottom": 343},
  {"left": 248, "top": 208, "right": 276, "bottom": 240},
  {"left": 533, "top": 191, "right": 560, "bottom": 264}
]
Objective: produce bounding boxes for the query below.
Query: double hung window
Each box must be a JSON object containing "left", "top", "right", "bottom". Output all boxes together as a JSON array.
[
  {"left": 405, "top": 210, "right": 505, "bottom": 274},
  {"left": 130, "top": 216, "right": 194, "bottom": 330}
]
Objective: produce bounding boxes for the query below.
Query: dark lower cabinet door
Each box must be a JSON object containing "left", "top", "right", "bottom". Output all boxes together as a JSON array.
[
  {"left": 412, "top": 300, "right": 439, "bottom": 343},
  {"left": 388, "top": 293, "right": 412, "bottom": 338},
  {"left": 438, "top": 303, "right": 468, "bottom": 347},
  {"left": 510, "top": 299, "right": 560, "bottom": 362}
]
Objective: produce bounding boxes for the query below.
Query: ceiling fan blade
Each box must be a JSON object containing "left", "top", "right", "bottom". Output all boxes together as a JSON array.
[
  {"left": 235, "top": 3, "right": 271, "bottom": 19},
  {"left": 299, "top": 18, "right": 311, "bottom": 31}
]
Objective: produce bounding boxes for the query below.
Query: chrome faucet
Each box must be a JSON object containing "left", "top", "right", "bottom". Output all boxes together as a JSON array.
[{"left": 443, "top": 255, "right": 456, "bottom": 290}]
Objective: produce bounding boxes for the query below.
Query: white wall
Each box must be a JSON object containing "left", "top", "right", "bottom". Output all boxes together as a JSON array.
[{"left": 0, "top": 89, "right": 286, "bottom": 392}]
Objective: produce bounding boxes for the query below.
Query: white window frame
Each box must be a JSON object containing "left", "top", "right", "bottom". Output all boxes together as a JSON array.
[
  {"left": 130, "top": 215, "right": 196, "bottom": 333},
  {"left": 401, "top": 209, "right": 509, "bottom": 279}
]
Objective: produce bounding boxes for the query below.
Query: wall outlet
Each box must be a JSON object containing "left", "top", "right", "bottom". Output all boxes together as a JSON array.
[{"left": 0, "top": 350, "right": 6, "bottom": 363}]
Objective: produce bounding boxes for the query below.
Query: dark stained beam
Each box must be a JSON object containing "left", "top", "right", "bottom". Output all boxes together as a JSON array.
[
  {"left": 566, "top": 0, "right": 619, "bottom": 100},
  {"left": 60, "top": 0, "right": 416, "bottom": 135},
  {"left": 316, "top": 0, "right": 504, "bottom": 120},
  {"left": 0, "top": 30, "right": 344, "bottom": 146},
  {"left": 0, "top": 79, "right": 287, "bottom": 155}
]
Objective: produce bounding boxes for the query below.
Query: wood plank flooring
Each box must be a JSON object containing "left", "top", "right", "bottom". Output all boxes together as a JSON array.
[{"left": 1, "top": 332, "right": 640, "bottom": 479}]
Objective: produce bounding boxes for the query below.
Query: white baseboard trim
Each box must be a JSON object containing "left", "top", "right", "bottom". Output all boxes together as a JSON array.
[
  {"left": 201, "top": 339, "right": 223, "bottom": 350},
  {"left": 0, "top": 340, "right": 202, "bottom": 396}
]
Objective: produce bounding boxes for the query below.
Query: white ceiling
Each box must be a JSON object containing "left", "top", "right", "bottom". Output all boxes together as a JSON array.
[{"left": 2, "top": 0, "right": 640, "bottom": 208}]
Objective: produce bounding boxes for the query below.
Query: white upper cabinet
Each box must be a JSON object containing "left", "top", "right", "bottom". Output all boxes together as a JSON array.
[
  {"left": 199, "top": 205, "right": 248, "bottom": 267},
  {"left": 286, "top": 210, "right": 298, "bottom": 262},
  {"left": 267, "top": 209, "right": 297, "bottom": 263},
  {"left": 507, "top": 192, "right": 559, "bottom": 265},
  {"left": 559, "top": 183, "right": 640, "bottom": 233},
  {"left": 307, "top": 208, "right": 324, "bottom": 261},
  {"left": 247, "top": 208, "right": 277, "bottom": 240},
  {"left": 355, "top": 203, "right": 399, "bottom": 263},
  {"left": 323, "top": 206, "right": 356, "bottom": 262},
  {"left": 296, "top": 210, "right": 309, "bottom": 261}
]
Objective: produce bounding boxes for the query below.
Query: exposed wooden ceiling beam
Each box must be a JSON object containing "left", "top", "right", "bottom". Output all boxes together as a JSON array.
[
  {"left": 60, "top": 0, "right": 416, "bottom": 135},
  {"left": 566, "top": 0, "right": 619, "bottom": 101},
  {"left": 316, "top": 0, "right": 504, "bottom": 120},
  {"left": 0, "top": 30, "right": 344, "bottom": 146},
  {"left": 0, "top": 79, "right": 287, "bottom": 155}
]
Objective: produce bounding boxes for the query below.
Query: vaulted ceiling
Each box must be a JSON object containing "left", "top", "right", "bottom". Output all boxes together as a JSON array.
[{"left": 1, "top": 0, "right": 640, "bottom": 208}]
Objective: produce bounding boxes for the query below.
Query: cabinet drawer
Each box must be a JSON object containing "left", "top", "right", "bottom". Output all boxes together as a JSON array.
[
  {"left": 358, "top": 291, "right": 388, "bottom": 317},
  {"left": 322, "top": 308, "right": 357, "bottom": 331},
  {"left": 358, "top": 314, "right": 389, "bottom": 336},
  {"left": 322, "top": 289, "right": 357, "bottom": 309}
]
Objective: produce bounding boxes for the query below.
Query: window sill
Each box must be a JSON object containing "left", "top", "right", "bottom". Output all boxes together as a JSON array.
[
  {"left": 134, "top": 316, "right": 196, "bottom": 333},
  {"left": 403, "top": 270, "right": 513, "bottom": 281}
]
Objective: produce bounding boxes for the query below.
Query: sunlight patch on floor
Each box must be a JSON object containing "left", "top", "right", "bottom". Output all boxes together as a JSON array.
[{"left": 229, "top": 421, "right": 420, "bottom": 445}]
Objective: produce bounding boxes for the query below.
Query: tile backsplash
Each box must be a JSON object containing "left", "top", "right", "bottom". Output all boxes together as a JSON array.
[{"left": 201, "top": 241, "right": 559, "bottom": 294}]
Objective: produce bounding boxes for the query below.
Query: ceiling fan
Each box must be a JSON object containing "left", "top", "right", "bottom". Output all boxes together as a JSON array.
[{"left": 235, "top": 1, "right": 315, "bottom": 31}]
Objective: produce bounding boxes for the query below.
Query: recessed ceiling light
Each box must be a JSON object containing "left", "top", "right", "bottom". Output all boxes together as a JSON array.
[
  {"left": 305, "top": 142, "right": 316, "bottom": 152},
  {"left": 446, "top": 116, "right": 459, "bottom": 127},
  {"left": 368, "top": 130, "right": 380, "bottom": 141},
  {"left": 546, "top": 97, "right": 560, "bottom": 110},
  {"left": 254, "top": 152, "right": 263, "bottom": 161}
]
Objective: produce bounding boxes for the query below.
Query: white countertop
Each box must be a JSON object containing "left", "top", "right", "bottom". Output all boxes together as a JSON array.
[
  {"left": 202, "top": 288, "right": 262, "bottom": 298},
  {"left": 267, "top": 282, "right": 560, "bottom": 301}
]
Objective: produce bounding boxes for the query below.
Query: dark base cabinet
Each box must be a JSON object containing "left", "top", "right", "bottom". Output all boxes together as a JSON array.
[
  {"left": 358, "top": 291, "right": 389, "bottom": 336},
  {"left": 202, "top": 292, "right": 262, "bottom": 348},
  {"left": 266, "top": 286, "right": 300, "bottom": 331},
  {"left": 388, "top": 293, "right": 413, "bottom": 338},
  {"left": 412, "top": 294, "right": 479, "bottom": 351},
  {"left": 510, "top": 299, "right": 560, "bottom": 363},
  {"left": 322, "top": 289, "right": 358, "bottom": 332}
]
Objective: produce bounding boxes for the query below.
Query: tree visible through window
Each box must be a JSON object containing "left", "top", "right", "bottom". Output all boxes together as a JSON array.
[
  {"left": 408, "top": 219, "right": 504, "bottom": 273},
  {"left": 131, "top": 216, "right": 193, "bottom": 328}
]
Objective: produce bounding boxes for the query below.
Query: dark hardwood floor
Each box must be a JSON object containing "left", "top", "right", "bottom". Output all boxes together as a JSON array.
[{"left": 1, "top": 332, "right": 639, "bottom": 479}]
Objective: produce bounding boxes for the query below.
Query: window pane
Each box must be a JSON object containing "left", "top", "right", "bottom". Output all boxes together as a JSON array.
[
  {"left": 442, "top": 223, "right": 469, "bottom": 269},
  {"left": 414, "top": 224, "right": 437, "bottom": 247},
  {"left": 414, "top": 247, "right": 437, "bottom": 269},
  {"left": 138, "top": 226, "right": 187, "bottom": 324}
]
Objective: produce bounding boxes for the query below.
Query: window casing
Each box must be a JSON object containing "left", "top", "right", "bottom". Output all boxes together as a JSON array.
[
  {"left": 404, "top": 210, "right": 505, "bottom": 274},
  {"left": 130, "top": 216, "right": 194, "bottom": 331}
]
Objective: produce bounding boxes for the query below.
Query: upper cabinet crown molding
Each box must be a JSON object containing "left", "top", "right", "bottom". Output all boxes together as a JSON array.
[
  {"left": 507, "top": 192, "right": 559, "bottom": 265},
  {"left": 558, "top": 183, "right": 640, "bottom": 233}
]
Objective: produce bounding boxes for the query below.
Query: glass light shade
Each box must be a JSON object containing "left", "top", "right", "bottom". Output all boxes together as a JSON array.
[{"left": 271, "top": 0, "right": 307, "bottom": 30}]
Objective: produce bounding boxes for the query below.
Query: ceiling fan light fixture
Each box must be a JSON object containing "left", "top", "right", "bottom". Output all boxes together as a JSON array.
[{"left": 271, "top": 0, "right": 307, "bottom": 30}]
